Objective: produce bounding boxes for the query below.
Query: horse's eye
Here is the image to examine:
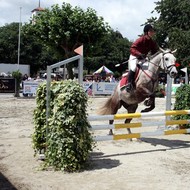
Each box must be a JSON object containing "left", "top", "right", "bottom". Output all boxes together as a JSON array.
[{"left": 165, "top": 57, "right": 169, "bottom": 61}]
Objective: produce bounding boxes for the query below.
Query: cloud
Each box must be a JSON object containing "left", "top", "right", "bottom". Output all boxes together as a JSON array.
[{"left": 0, "top": 0, "right": 158, "bottom": 40}]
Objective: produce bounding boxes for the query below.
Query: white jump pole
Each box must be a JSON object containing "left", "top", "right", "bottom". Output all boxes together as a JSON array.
[
  {"left": 181, "top": 67, "right": 188, "bottom": 84},
  {"left": 166, "top": 74, "right": 172, "bottom": 121}
]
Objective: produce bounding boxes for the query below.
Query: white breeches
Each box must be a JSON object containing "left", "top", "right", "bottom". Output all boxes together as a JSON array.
[{"left": 128, "top": 55, "right": 138, "bottom": 72}]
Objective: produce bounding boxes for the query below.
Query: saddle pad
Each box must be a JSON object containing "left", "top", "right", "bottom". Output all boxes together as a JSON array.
[
  {"left": 120, "top": 76, "right": 128, "bottom": 89},
  {"left": 119, "top": 67, "right": 140, "bottom": 90}
]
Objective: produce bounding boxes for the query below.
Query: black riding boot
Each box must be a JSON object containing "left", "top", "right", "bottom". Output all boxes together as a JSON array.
[{"left": 126, "top": 70, "right": 135, "bottom": 92}]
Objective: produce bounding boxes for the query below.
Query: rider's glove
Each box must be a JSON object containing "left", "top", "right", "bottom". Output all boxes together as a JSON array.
[{"left": 137, "top": 54, "right": 146, "bottom": 60}]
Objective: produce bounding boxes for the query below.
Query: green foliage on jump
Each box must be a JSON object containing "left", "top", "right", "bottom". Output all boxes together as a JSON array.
[
  {"left": 173, "top": 84, "right": 190, "bottom": 128},
  {"left": 33, "top": 83, "right": 47, "bottom": 151},
  {"left": 33, "top": 80, "right": 93, "bottom": 172}
]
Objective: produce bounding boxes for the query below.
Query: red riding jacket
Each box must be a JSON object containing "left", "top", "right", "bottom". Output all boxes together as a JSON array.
[{"left": 130, "top": 35, "right": 159, "bottom": 57}]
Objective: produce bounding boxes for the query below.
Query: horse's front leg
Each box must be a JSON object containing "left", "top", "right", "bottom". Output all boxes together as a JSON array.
[
  {"left": 109, "top": 119, "right": 114, "bottom": 135},
  {"left": 125, "top": 118, "right": 132, "bottom": 135},
  {"left": 141, "top": 94, "right": 155, "bottom": 112},
  {"left": 124, "top": 118, "right": 134, "bottom": 141}
]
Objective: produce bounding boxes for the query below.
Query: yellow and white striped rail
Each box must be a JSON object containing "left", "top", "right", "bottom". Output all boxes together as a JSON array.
[
  {"left": 91, "top": 119, "right": 190, "bottom": 130},
  {"left": 88, "top": 110, "right": 190, "bottom": 121},
  {"left": 88, "top": 110, "right": 190, "bottom": 141},
  {"left": 94, "top": 128, "right": 190, "bottom": 141}
]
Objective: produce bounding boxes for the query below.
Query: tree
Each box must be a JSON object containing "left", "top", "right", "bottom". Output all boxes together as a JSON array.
[
  {"left": 21, "top": 27, "right": 62, "bottom": 75},
  {"left": 0, "top": 22, "right": 62, "bottom": 76},
  {"left": 84, "top": 30, "right": 131, "bottom": 75},
  {"left": 0, "top": 23, "right": 19, "bottom": 63},
  {"left": 147, "top": 0, "right": 190, "bottom": 69},
  {"left": 24, "top": 2, "right": 111, "bottom": 78}
]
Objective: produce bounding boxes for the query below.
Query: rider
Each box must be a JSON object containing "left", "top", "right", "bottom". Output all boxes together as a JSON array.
[{"left": 126, "top": 24, "right": 159, "bottom": 92}]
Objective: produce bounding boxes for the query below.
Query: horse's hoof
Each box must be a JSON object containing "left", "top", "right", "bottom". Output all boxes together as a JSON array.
[
  {"left": 134, "top": 138, "right": 142, "bottom": 142},
  {"left": 144, "top": 99, "right": 151, "bottom": 106},
  {"left": 129, "top": 138, "right": 141, "bottom": 142},
  {"left": 108, "top": 130, "right": 113, "bottom": 135}
]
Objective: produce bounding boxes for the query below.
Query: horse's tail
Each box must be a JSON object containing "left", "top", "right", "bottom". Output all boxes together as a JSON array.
[{"left": 97, "top": 86, "right": 120, "bottom": 115}]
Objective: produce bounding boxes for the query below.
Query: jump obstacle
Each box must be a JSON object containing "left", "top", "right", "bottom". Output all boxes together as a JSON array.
[{"left": 88, "top": 110, "right": 190, "bottom": 141}]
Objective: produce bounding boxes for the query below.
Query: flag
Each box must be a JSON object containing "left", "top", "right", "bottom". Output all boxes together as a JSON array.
[
  {"left": 74, "top": 45, "right": 83, "bottom": 56},
  {"left": 181, "top": 68, "right": 187, "bottom": 73}
]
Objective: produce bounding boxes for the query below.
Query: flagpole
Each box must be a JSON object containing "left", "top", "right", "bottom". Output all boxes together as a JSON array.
[{"left": 17, "top": 7, "right": 22, "bottom": 70}]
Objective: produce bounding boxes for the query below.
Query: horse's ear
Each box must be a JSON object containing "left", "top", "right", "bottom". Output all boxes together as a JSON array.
[
  {"left": 172, "top": 49, "right": 177, "bottom": 54},
  {"left": 159, "top": 47, "right": 165, "bottom": 52}
]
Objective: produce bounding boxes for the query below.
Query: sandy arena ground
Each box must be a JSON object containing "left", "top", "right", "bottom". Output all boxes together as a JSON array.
[{"left": 0, "top": 95, "right": 190, "bottom": 190}]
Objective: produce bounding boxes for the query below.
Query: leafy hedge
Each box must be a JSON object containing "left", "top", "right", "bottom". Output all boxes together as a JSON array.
[
  {"left": 173, "top": 84, "right": 190, "bottom": 128},
  {"left": 33, "top": 80, "right": 93, "bottom": 172},
  {"left": 155, "top": 84, "right": 166, "bottom": 98}
]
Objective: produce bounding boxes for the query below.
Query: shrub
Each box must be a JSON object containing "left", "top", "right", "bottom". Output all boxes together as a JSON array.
[
  {"left": 33, "top": 82, "right": 47, "bottom": 152},
  {"left": 155, "top": 84, "right": 165, "bottom": 98},
  {"left": 173, "top": 84, "right": 190, "bottom": 128},
  {"left": 33, "top": 80, "right": 93, "bottom": 172},
  {"left": 12, "top": 70, "right": 22, "bottom": 97}
]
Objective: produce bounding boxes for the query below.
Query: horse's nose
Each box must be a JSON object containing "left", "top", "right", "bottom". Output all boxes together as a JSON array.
[{"left": 170, "top": 71, "right": 177, "bottom": 78}]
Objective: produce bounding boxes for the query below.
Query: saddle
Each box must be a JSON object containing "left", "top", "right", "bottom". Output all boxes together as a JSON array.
[{"left": 119, "top": 68, "right": 140, "bottom": 90}]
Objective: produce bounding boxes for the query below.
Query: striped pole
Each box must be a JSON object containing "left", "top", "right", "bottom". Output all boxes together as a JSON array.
[
  {"left": 89, "top": 110, "right": 190, "bottom": 142},
  {"left": 91, "top": 120, "right": 190, "bottom": 130},
  {"left": 94, "top": 128, "right": 190, "bottom": 141},
  {"left": 88, "top": 110, "right": 190, "bottom": 121}
]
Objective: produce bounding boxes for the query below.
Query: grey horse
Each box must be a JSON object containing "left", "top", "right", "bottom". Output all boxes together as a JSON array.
[{"left": 98, "top": 49, "right": 178, "bottom": 136}]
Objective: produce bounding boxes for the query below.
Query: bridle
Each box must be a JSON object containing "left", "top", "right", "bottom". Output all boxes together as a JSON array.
[
  {"left": 140, "top": 51, "right": 176, "bottom": 81},
  {"left": 161, "top": 51, "right": 176, "bottom": 74},
  {"left": 117, "top": 50, "right": 176, "bottom": 80}
]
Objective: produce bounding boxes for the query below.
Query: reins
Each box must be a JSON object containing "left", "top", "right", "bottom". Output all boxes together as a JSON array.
[
  {"left": 141, "top": 51, "right": 175, "bottom": 80},
  {"left": 117, "top": 50, "right": 175, "bottom": 81},
  {"left": 139, "top": 62, "right": 157, "bottom": 82},
  {"left": 138, "top": 54, "right": 160, "bottom": 81}
]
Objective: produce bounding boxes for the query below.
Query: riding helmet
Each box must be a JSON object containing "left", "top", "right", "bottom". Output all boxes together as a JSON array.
[{"left": 143, "top": 24, "right": 155, "bottom": 33}]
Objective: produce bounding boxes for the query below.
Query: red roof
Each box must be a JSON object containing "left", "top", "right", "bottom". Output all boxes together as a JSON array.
[{"left": 31, "top": 7, "right": 44, "bottom": 12}]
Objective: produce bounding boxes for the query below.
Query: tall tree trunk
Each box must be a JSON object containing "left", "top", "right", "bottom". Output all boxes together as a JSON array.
[
  {"left": 14, "top": 79, "right": 20, "bottom": 97},
  {"left": 66, "top": 64, "right": 74, "bottom": 79}
]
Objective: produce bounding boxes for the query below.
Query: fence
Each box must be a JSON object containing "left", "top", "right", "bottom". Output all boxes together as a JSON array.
[{"left": 88, "top": 110, "right": 190, "bottom": 141}]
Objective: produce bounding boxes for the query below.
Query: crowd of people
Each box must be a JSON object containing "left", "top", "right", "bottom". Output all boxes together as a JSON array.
[{"left": 84, "top": 74, "right": 119, "bottom": 83}]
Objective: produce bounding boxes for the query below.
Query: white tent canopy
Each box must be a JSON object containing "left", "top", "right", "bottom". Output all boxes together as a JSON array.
[{"left": 93, "top": 65, "right": 113, "bottom": 75}]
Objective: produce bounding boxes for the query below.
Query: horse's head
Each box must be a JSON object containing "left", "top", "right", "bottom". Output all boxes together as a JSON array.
[{"left": 159, "top": 48, "right": 178, "bottom": 78}]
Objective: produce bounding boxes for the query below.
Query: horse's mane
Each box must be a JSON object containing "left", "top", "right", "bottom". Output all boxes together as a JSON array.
[
  {"left": 149, "top": 51, "right": 161, "bottom": 60},
  {"left": 149, "top": 48, "right": 172, "bottom": 60}
]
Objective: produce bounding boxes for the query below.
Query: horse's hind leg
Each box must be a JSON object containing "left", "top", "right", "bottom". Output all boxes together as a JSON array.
[
  {"left": 121, "top": 102, "right": 138, "bottom": 140},
  {"left": 109, "top": 101, "right": 121, "bottom": 135}
]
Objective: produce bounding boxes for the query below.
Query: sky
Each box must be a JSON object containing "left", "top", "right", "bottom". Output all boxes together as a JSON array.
[{"left": 0, "top": 0, "right": 159, "bottom": 41}]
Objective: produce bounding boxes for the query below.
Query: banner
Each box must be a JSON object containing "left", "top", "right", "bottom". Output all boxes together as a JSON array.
[
  {"left": 92, "top": 82, "right": 118, "bottom": 95},
  {"left": 23, "top": 81, "right": 43, "bottom": 95},
  {"left": 0, "top": 78, "right": 15, "bottom": 93}
]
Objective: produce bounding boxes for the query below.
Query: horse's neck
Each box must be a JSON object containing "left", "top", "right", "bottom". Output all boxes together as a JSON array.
[
  {"left": 148, "top": 53, "right": 162, "bottom": 77},
  {"left": 135, "top": 54, "right": 161, "bottom": 95}
]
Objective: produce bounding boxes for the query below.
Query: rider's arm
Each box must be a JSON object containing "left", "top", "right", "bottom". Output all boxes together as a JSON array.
[{"left": 130, "top": 37, "right": 143, "bottom": 57}]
